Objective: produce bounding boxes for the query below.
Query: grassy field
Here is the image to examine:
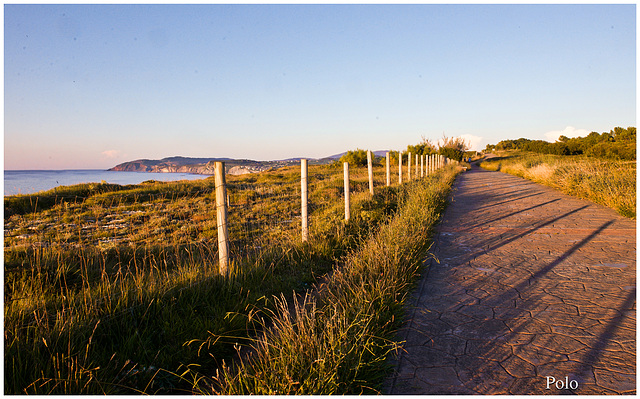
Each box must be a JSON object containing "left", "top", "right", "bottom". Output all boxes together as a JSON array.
[
  {"left": 209, "top": 166, "right": 459, "bottom": 394},
  {"left": 478, "top": 151, "right": 636, "bottom": 219},
  {"left": 4, "top": 161, "right": 460, "bottom": 394}
]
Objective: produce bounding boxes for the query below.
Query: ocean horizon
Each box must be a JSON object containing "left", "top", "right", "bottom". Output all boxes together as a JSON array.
[{"left": 4, "top": 169, "right": 212, "bottom": 196}]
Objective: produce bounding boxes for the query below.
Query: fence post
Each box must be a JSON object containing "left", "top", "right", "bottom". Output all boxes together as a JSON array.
[
  {"left": 214, "top": 161, "right": 229, "bottom": 276},
  {"left": 367, "top": 150, "right": 374, "bottom": 195},
  {"left": 425, "top": 155, "right": 428, "bottom": 176},
  {"left": 399, "top": 151, "right": 403, "bottom": 184},
  {"left": 386, "top": 151, "right": 390, "bottom": 186},
  {"left": 408, "top": 152, "right": 411, "bottom": 181},
  {"left": 415, "top": 154, "right": 418, "bottom": 177},
  {"left": 301, "top": 159, "right": 308, "bottom": 242},
  {"left": 421, "top": 154, "right": 424, "bottom": 178},
  {"left": 344, "top": 162, "right": 350, "bottom": 221}
]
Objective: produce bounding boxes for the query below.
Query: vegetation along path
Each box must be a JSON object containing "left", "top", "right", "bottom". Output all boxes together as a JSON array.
[{"left": 387, "top": 163, "right": 636, "bottom": 394}]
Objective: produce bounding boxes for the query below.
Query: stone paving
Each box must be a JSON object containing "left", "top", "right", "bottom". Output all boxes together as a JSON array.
[{"left": 386, "top": 165, "right": 636, "bottom": 394}]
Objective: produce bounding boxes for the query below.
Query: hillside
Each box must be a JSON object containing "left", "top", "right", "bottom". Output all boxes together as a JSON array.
[
  {"left": 109, "top": 156, "right": 299, "bottom": 175},
  {"left": 109, "top": 151, "right": 393, "bottom": 175}
]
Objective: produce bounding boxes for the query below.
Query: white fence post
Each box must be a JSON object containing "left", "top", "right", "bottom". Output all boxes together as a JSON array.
[
  {"left": 399, "top": 151, "right": 403, "bottom": 184},
  {"left": 344, "top": 162, "right": 350, "bottom": 221},
  {"left": 386, "top": 151, "right": 390, "bottom": 187},
  {"left": 367, "top": 150, "right": 374, "bottom": 195},
  {"left": 301, "top": 159, "right": 308, "bottom": 242}
]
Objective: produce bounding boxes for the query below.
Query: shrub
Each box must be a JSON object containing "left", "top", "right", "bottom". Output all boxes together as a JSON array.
[
  {"left": 339, "top": 149, "right": 369, "bottom": 167},
  {"left": 585, "top": 142, "right": 636, "bottom": 160},
  {"left": 487, "top": 126, "right": 636, "bottom": 160}
]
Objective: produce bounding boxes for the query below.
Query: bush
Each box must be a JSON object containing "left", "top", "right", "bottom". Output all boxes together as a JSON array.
[
  {"left": 339, "top": 149, "right": 369, "bottom": 167},
  {"left": 585, "top": 142, "right": 636, "bottom": 160},
  {"left": 439, "top": 146, "right": 463, "bottom": 162}
]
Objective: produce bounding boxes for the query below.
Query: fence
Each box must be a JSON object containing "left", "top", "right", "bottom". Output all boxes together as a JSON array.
[
  {"left": 212, "top": 151, "right": 458, "bottom": 272},
  {"left": 3, "top": 149, "right": 461, "bottom": 340},
  {"left": 3, "top": 151, "right": 459, "bottom": 279}
]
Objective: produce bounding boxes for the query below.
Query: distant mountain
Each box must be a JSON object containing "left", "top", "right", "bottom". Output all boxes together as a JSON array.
[
  {"left": 109, "top": 151, "right": 393, "bottom": 176},
  {"left": 110, "top": 156, "right": 292, "bottom": 175},
  {"left": 110, "top": 155, "right": 328, "bottom": 175},
  {"left": 325, "top": 150, "right": 392, "bottom": 159}
]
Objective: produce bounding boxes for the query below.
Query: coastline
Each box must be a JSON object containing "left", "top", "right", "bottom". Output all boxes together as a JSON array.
[{"left": 4, "top": 169, "right": 211, "bottom": 196}]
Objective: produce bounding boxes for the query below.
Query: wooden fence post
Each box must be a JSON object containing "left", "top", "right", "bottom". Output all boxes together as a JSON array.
[
  {"left": 399, "top": 151, "right": 403, "bottom": 184},
  {"left": 386, "top": 151, "right": 390, "bottom": 186},
  {"left": 415, "top": 154, "right": 418, "bottom": 177},
  {"left": 425, "top": 155, "right": 428, "bottom": 176},
  {"left": 301, "top": 159, "right": 308, "bottom": 242},
  {"left": 408, "top": 152, "right": 411, "bottom": 181},
  {"left": 421, "top": 154, "right": 424, "bottom": 178},
  {"left": 214, "top": 161, "right": 229, "bottom": 276},
  {"left": 367, "top": 150, "right": 374, "bottom": 195},
  {"left": 344, "top": 162, "right": 350, "bottom": 221}
]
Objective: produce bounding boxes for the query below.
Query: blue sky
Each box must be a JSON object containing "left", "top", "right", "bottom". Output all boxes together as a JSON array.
[{"left": 4, "top": 4, "right": 636, "bottom": 170}]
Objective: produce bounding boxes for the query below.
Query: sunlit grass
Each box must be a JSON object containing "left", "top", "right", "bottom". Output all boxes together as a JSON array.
[
  {"left": 5, "top": 161, "right": 453, "bottom": 394},
  {"left": 208, "top": 166, "right": 460, "bottom": 394}
]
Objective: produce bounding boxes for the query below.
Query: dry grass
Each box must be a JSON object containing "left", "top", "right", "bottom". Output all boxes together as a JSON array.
[
  {"left": 4, "top": 161, "right": 456, "bottom": 394},
  {"left": 208, "top": 166, "right": 460, "bottom": 394},
  {"left": 480, "top": 151, "right": 636, "bottom": 218}
]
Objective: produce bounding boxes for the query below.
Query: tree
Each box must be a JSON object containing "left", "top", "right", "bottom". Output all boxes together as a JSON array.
[
  {"left": 407, "top": 136, "right": 437, "bottom": 156},
  {"left": 438, "top": 134, "right": 470, "bottom": 162},
  {"left": 485, "top": 126, "right": 636, "bottom": 160}
]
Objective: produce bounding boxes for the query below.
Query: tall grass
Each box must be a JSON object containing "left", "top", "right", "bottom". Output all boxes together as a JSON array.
[
  {"left": 209, "top": 166, "right": 460, "bottom": 394},
  {"left": 4, "top": 163, "right": 428, "bottom": 394},
  {"left": 480, "top": 151, "right": 636, "bottom": 219}
]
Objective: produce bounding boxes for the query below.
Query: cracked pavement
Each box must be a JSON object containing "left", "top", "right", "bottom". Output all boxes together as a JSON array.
[{"left": 386, "top": 165, "right": 636, "bottom": 394}]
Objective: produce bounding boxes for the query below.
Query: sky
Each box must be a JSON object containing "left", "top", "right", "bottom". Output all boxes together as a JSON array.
[{"left": 4, "top": 3, "right": 636, "bottom": 170}]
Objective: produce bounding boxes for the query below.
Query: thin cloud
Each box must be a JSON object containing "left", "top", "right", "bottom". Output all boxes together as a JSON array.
[
  {"left": 544, "top": 126, "right": 589, "bottom": 142},
  {"left": 458, "top": 134, "right": 483, "bottom": 151},
  {"left": 101, "top": 150, "right": 121, "bottom": 159}
]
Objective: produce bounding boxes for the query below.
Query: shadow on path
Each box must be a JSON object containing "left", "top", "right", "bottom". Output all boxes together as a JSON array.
[{"left": 387, "top": 166, "right": 636, "bottom": 395}]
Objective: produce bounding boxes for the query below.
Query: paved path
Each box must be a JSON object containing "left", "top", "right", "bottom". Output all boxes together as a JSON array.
[{"left": 387, "top": 165, "right": 636, "bottom": 394}]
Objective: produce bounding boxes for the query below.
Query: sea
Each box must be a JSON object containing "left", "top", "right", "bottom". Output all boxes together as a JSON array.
[{"left": 4, "top": 170, "right": 212, "bottom": 196}]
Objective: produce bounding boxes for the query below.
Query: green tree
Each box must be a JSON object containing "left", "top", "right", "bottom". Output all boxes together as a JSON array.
[
  {"left": 406, "top": 136, "right": 437, "bottom": 156},
  {"left": 438, "top": 135, "right": 470, "bottom": 162}
]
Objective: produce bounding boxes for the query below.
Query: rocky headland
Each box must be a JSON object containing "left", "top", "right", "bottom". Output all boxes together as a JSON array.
[{"left": 108, "top": 155, "right": 338, "bottom": 175}]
